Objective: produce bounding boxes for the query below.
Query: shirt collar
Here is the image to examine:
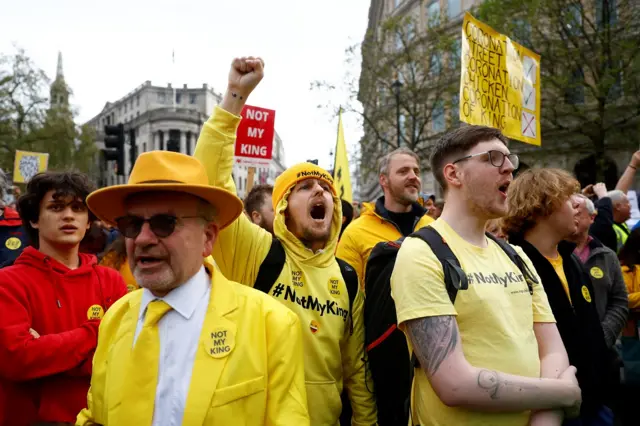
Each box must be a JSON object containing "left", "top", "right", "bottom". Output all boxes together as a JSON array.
[{"left": 139, "top": 266, "right": 209, "bottom": 321}]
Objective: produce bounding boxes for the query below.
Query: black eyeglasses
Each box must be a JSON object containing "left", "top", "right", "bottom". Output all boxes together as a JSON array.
[
  {"left": 452, "top": 150, "right": 519, "bottom": 169},
  {"left": 115, "top": 214, "right": 202, "bottom": 239}
]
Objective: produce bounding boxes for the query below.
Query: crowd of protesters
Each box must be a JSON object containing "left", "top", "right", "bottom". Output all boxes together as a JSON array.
[{"left": 0, "top": 56, "right": 639, "bottom": 426}]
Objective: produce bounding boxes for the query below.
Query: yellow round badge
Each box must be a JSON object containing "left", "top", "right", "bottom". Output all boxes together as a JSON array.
[
  {"left": 87, "top": 304, "right": 104, "bottom": 320},
  {"left": 590, "top": 267, "right": 604, "bottom": 279},
  {"left": 5, "top": 237, "right": 21, "bottom": 250},
  {"left": 327, "top": 277, "right": 342, "bottom": 298},
  {"left": 581, "top": 286, "right": 592, "bottom": 303},
  {"left": 205, "top": 327, "right": 235, "bottom": 358}
]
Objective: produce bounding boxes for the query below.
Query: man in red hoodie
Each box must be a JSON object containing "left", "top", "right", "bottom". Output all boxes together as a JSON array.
[{"left": 0, "top": 171, "right": 127, "bottom": 425}]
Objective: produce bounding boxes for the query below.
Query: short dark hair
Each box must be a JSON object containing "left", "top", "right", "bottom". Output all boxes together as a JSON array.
[
  {"left": 340, "top": 199, "right": 354, "bottom": 239},
  {"left": 244, "top": 184, "right": 273, "bottom": 215},
  {"left": 429, "top": 125, "right": 508, "bottom": 190},
  {"left": 17, "top": 171, "right": 96, "bottom": 248}
]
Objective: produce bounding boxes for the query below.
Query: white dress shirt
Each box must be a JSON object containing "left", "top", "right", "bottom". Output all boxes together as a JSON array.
[{"left": 134, "top": 266, "right": 210, "bottom": 426}]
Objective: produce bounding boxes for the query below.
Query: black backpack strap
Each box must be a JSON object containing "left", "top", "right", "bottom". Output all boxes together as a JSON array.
[
  {"left": 337, "top": 258, "right": 359, "bottom": 335},
  {"left": 411, "top": 226, "right": 468, "bottom": 304},
  {"left": 254, "top": 238, "right": 287, "bottom": 294},
  {"left": 486, "top": 233, "right": 538, "bottom": 295}
]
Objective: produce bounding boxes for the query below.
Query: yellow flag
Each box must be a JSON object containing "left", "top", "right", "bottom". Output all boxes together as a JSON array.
[
  {"left": 333, "top": 110, "right": 353, "bottom": 203},
  {"left": 13, "top": 150, "right": 49, "bottom": 183}
]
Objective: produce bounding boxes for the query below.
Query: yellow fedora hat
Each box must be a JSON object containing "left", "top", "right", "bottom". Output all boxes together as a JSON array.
[{"left": 86, "top": 151, "right": 243, "bottom": 230}]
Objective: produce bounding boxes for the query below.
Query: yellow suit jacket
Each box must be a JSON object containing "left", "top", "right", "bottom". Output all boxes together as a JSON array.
[{"left": 76, "top": 261, "right": 309, "bottom": 425}]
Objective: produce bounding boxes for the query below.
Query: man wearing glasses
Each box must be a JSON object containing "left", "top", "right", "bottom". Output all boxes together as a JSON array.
[
  {"left": 391, "top": 126, "right": 582, "bottom": 426},
  {"left": 76, "top": 151, "right": 309, "bottom": 425}
]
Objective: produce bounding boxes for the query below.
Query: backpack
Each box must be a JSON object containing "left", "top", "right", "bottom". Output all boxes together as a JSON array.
[
  {"left": 364, "top": 226, "right": 537, "bottom": 426},
  {"left": 253, "top": 238, "right": 359, "bottom": 320}
]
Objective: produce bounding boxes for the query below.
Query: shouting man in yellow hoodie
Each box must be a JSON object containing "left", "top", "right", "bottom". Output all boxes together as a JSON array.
[{"left": 194, "top": 57, "right": 377, "bottom": 425}]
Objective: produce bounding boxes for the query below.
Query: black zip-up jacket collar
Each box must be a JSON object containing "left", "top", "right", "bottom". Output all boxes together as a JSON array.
[
  {"left": 509, "top": 237, "right": 608, "bottom": 414},
  {"left": 374, "top": 196, "right": 427, "bottom": 236}
]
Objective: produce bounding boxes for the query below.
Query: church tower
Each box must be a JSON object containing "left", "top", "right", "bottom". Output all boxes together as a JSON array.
[{"left": 50, "top": 52, "right": 70, "bottom": 110}]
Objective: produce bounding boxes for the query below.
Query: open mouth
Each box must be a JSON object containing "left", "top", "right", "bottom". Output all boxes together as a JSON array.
[
  {"left": 498, "top": 182, "right": 510, "bottom": 196},
  {"left": 136, "top": 255, "right": 165, "bottom": 267},
  {"left": 310, "top": 203, "right": 326, "bottom": 221}
]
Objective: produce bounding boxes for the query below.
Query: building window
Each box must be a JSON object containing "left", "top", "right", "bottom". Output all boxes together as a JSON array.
[
  {"left": 427, "top": 1, "right": 441, "bottom": 27},
  {"left": 158, "top": 92, "right": 166, "bottom": 103},
  {"left": 124, "top": 103, "right": 128, "bottom": 113},
  {"left": 513, "top": 19, "right": 532, "bottom": 48},
  {"left": 596, "top": 0, "right": 617, "bottom": 28},
  {"left": 447, "top": 0, "right": 461, "bottom": 19},
  {"left": 430, "top": 54, "right": 441, "bottom": 76},
  {"left": 432, "top": 101, "right": 445, "bottom": 132},
  {"left": 176, "top": 93, "right": 182, "bottom": 104},
  {"left": 190, "top": 93, "right": 197, "bottom": 104},
  {"left": 563, "top": 3, "right": 583, "bottom": 36},
  {"left": 136, "top": 95, "right": 140, "bottom": 107},
  {"left": 136, "top": 111, "right": 140, "bottom": 118},
  {"left": 450, "top": 38, "right": 461, "bottom": 70},
  {"left": 142, "top": 142, "right": 147, "bottom": 153},
  {"left": 451, "top": 93, "right": 460, "bottom": 125},
  {"left": 565, "top": 67, "right": 585, "bottom": 104}
]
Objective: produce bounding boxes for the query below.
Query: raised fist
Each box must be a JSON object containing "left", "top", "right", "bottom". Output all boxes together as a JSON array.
[{"left": 228, "top": 56, "right": 264, "bottom": 99}]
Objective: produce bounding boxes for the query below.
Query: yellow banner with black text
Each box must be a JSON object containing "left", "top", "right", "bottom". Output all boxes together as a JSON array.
[{"left": 459, "top": 13, "right": 541, "bottom": 146}]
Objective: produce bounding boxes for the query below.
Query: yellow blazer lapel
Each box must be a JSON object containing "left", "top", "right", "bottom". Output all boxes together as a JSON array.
[
  {"left": 109, "top": 291, "right": 143, "bottom": 424},
  {"left": 182, "top": 267, "right": 239, "bottom": 425}
]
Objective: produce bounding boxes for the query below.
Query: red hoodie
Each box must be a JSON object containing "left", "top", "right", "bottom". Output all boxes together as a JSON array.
[{"left": 0, "top": 246, "right": 127, "bottom": 424}]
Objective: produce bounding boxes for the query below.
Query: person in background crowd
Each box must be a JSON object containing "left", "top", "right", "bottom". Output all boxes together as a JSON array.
[
  {"left": 79, "top": 220, "right": 109, "bottom": 258},
  {"left": 428, "top": 200, "right": 444, "bottom": 219},
  {"left": 583, "top": 183, "right": 618, "bottom": 253},
  {"left": 606, "top": 190, "right": 632, "bottom": 252},
  {"left": 339, "top": 198, "right": 354, "bottom": 240},
  {"left": 100, "top": 235, "right": 138, "bottom": 292},
  {"left": 504, "top": 168, "right": 613, "bottom": 425},
  {"left": 337, "top": 147, "right": 434, "bottom": 287},
  {"left": 244, "top": 184, "right": 275, "bottom": 234},
  {"left": 616, "top": 228, "right": 640, "bottom": 426},
  {"left": 569, "top": 194, "right": 628, "bottom": 348},
  {"left": 0, "top": 170, "right": 28, "bottom": 267},
  {"left": 392, "top": 126, "right": 579, "bottom": 426},
  {"left": 0, "top": 171, "right": 127, "bottom": 426},
  {"left": 77, "top": 150, "right": 309, "bottom": 425},
  {"left": 485, "top": 217, "right": 506, "bottom": 240},
  {"left": 193, "top": 56, "right": 376, "bottom": 425},
  {"left": 420, "top": 193, "right": 436, "bottom": 209}
]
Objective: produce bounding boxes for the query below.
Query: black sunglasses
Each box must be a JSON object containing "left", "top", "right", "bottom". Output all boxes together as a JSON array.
[{"left": 115, "top": 214, "right": 202, "bottom": 239}]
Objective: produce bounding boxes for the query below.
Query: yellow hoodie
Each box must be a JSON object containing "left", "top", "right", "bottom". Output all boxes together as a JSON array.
[
  {"left": 194, "top": 106, "right": 377, "bottom": 426},
  {"left": 337, "top": 200, "right": 433, "bottom": 289}
]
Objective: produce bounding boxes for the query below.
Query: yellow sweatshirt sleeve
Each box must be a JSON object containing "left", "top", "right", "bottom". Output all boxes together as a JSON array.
[
  {"left": 336, "top": 227, "right": 365, "bottom": 290},
  {"left": 194, "top": 106, "right": 272, "bottom": 286},
  {"left": 340, "top": 288, "right": 377, "bottom": 425}
]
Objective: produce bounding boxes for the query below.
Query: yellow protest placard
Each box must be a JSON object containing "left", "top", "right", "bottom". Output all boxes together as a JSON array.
[
  {"left": 459, "top": 13, "right": 541, "bottom": 146},
  {"left": 13, "top": 150, "right": 49, "bottom": 183}
]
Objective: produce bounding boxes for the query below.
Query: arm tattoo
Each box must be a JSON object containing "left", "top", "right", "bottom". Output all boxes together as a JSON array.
[
  {"left": 406, "top": 316, "right": 458, "bottom": 376},
  {"left": 477, "top": 369, "right": 541, "bottom": 399}
]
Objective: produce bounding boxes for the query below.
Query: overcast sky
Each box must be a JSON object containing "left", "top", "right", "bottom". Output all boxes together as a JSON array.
[{"left": 1, "top": 0, "right": 370, "bottom": 171}]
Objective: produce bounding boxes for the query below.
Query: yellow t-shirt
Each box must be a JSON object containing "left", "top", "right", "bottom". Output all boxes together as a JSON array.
[
  {"left": 546, "top": 255, "right": 571, "bottom": 303},
  {"left": 390, "top": 219, "right": 556, "bottom": 426}
]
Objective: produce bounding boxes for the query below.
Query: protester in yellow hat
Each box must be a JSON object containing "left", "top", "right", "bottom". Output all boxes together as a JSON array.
[
  {"left": 76, "top": 151, "right": 309, "bottom": 426},
  {"left": 194, "top": 57, "right": 376, "bottom": 425}
]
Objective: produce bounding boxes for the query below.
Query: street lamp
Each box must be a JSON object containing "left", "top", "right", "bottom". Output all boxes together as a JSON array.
[{"left": 391, "top": 79, "right": 403, "bottom": 147}]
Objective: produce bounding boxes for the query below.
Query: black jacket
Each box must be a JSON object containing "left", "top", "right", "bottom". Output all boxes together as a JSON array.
[
  {"left": 589, "top": 197, "right": 617, "bottom": 253},
  {"left": 511, "top": 237, "right": 609, "bottom": 414},
  {"left": 374, "top": 196, "right": 427, "bottom": 237}
]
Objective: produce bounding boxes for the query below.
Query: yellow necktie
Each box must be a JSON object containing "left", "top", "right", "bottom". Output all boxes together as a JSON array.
[{"left": 121, "top": 299, "right": 172, "bottom": 425}]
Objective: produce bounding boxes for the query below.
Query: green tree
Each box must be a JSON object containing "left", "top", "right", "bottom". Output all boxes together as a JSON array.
[
  {"left": 477, "top": 0, "right": 640, "bottom": 183},
  {"left": 0, "top": 47, "right": 99, "bottom": 180},
  {"left": 313, "top": 13, "right": 461, "bottom": 191}
]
